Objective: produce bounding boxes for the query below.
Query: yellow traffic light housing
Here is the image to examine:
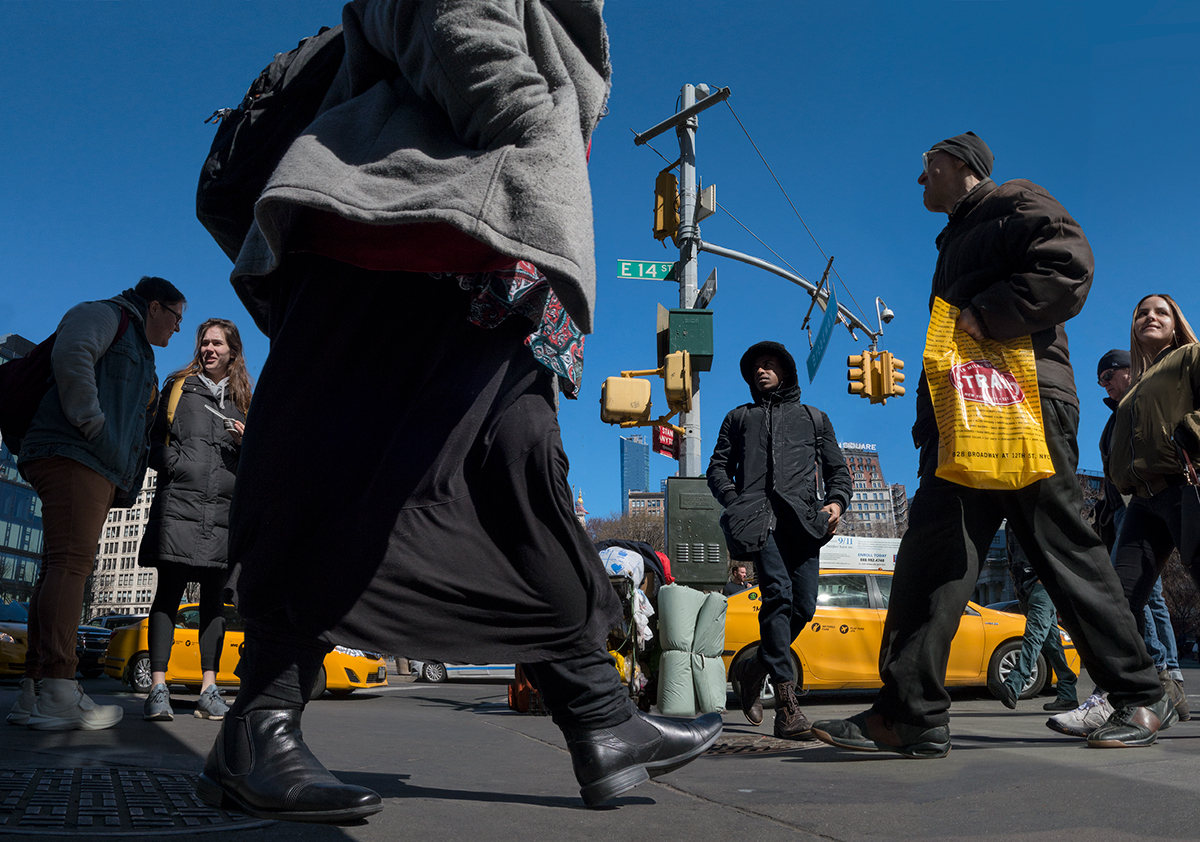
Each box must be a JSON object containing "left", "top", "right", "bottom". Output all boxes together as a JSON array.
[
  {"left": 653, "top": 169, "right": 679, "bottom": 243},
  {"left": 600, "top": 377, "right": 652, "bottom": 425},
  {"left": 880, "top": 352, "right": 906, "bottom": 399},
  {"left": 662, "top": 351, "right": 692, "bottom": 413},
  {"left": 847, "top": 351, "right": 875, "bottom": 401},
  {"left": 600, "top": 351, "right": 692, "bottom": 431}
]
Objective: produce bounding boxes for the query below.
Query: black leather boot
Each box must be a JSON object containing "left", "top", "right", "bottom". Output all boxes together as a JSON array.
[
  {"left": 195, "top": 708, "right": 383, "bottom": 822},
  {"left": 565, "top": 710, "right": 723, "bottom": 807},
  {"left": 730, "top": 656, "right": 769, "bottom": 726}
]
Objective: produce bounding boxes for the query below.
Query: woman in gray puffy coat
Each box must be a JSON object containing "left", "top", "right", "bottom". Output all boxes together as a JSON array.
[{"left": 137, "top": 318, "right": 251, "bottom": 722}]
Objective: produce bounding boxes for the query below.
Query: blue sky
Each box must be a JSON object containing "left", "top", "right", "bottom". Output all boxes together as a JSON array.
[{"left": 3, "top": 1, "right": 1200, "bottom": 517}]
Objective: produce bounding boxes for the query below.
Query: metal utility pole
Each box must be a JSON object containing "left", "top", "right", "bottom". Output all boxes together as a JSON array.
[
  {"left": 675, "top": 84, "right": 701, "bottom": 477},
  {"left": 634, "top": 83, "right": 729, "bottom": 476}
]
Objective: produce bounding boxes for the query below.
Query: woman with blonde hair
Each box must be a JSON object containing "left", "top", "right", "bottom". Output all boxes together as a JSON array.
[
  {"left": 1105, "top": 294, "right": 1200, "bottom": 738},
  {"left": 138, "top": 318, "right": 251, "bottom": 721}
]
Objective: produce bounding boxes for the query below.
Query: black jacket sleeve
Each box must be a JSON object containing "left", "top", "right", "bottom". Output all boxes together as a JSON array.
[
  {"left": 816, "top": 410, "right": 852, "bottom": 512},
  {"left": 707, "top": 408, "right": 742, "bottom": 508},
  {"left": 968, "top": 185, "right": 1094, "bottom": 341}
]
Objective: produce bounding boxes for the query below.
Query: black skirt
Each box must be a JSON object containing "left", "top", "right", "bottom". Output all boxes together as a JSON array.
[{"left": 227, "top": 256, "right": 620, "bottom": 664}]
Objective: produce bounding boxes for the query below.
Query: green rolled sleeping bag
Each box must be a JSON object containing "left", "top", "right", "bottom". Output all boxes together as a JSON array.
[{"left": 657, "top": 584, "right": 728, "bottom": 716}]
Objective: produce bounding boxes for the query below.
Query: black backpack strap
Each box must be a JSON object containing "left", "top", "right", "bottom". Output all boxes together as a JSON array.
[{"left": 804, "top": 404, "right": 823, "bottom": 451}]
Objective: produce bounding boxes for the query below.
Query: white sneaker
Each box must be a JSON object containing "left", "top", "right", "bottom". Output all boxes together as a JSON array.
[
  {"left": 6, "top": 678, "right": 37, "bottom": 726},
  {"left": 27, "top": 678, "right": 123, "bottom": 731},
  {"left": 1045, "top": 691, "right": 1112, "bottom": 737}
]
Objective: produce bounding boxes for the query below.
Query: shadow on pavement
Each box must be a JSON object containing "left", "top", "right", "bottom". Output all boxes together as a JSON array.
[{"left": 336, "top": 770, "right": 654, "bottom": 809}]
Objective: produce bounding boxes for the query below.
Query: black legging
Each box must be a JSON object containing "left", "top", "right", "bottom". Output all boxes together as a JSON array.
[{"left": 148, "top": 566, "right": 227, "bottom": 674}]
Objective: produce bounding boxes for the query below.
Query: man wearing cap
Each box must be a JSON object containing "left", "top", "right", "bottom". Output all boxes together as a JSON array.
[
  {"left": 707, "top": 341, "right": 851, "bottom": 740},
  {"left": 812, "top": 133, "right": 1169, "bottom": 757}
]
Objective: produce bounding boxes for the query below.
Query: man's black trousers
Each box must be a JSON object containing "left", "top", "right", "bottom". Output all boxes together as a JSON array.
[{"left": 875, "top": 398, "right": 1160, "bottom": 728}]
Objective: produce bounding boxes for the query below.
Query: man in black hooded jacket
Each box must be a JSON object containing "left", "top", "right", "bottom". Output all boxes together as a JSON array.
[{"left": 707, "top": 341, "right": 852, "bottom": 739}]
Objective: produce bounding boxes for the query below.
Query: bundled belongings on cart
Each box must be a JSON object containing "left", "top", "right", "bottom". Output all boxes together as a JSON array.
[
  {"left": 595, "top": 540, "right": 665, "bottom": 711},
  {"left": 507, "top": 539, "right": 668, "bottom": 715}
]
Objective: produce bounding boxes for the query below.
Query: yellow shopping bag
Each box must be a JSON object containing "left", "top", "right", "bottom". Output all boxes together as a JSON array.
[{"left": 923, "top": 297, "right": 1055, "bottom": 490}]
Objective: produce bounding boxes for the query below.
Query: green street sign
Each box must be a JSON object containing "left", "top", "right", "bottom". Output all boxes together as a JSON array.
[{"left": 617, "top": 259, "right": 677, "bottom": 281}]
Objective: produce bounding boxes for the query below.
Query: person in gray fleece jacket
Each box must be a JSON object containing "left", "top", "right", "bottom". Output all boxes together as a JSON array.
[{"left": 195, "top": 0, "right": 720, "bottom": 823}]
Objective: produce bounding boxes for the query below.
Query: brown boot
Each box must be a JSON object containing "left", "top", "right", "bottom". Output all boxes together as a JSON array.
[
  {"left": 773, "top": 680, "right": 813, "bottom": 740},
  {"left": 730, "top": 656, "right": 768, "bottom": 726}
]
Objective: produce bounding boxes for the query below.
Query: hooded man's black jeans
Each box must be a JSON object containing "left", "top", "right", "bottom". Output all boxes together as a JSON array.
[{"left": 749, "top": 513, "right": 821, "bottom": 684}]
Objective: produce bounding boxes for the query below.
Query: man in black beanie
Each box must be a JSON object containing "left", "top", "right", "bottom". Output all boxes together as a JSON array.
[{"left": 812, "top": 134, "right": 1171, "bottom": 756}]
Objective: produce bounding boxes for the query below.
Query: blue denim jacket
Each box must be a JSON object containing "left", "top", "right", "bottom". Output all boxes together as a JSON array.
[{"left": 19, "top": 292, "right": 158, "bottom": 506}]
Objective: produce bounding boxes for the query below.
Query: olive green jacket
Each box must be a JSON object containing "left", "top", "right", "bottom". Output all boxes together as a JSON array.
[{"left": 1107, "top": 344, "right": 1200, "bottom": 498}]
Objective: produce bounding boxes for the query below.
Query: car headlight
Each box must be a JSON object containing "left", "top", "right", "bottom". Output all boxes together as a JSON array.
[
  {"left": 333, "top": 645, "right": 365, "bottom": 659},
  {"left": 1060, "top": 630, "right": 1072, "bottom": 643},
  {"left": 0, "top": 633, "right": 13, "bottom": 643}
]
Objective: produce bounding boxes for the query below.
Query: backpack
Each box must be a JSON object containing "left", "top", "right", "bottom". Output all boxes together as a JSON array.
[
  {"left": 162, "top": 375, "right": 188, "bottom": 446},
  {"left": 196, "top": 25, "right": 345, "bottom": 261},
  {"left": 0, "top": 308, "right": 130, "bottom": 456}
]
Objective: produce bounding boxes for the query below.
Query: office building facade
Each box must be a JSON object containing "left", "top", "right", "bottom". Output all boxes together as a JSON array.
[{"left": 620, "top": 434, "right": 649, "bottom": 515}]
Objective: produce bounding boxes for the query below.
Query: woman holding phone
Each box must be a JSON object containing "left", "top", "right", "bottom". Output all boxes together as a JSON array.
[{"left": 138, "top": 318, "right": 251, "bottom": 721}]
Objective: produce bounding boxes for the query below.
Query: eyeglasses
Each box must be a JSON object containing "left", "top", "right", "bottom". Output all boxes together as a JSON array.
[
  {"left": 922, "top": 150, "right": 937, "bottom": 174},
  {"left": 160, "top": 303, "right": 184, "bottom": 327},
  {"left": 1098, "top": 367, "right": 1127, "bottom": 386}
]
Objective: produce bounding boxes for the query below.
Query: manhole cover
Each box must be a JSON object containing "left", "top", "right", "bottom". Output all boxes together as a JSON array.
[
  {"left": 0, "top": 768, "right": 272, "bottom": 836},
  {"left": 705, "top": 735, "right": 824, "bottom": 756}
]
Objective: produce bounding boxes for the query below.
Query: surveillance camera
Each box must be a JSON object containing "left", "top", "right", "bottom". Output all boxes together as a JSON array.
[{"left": 880, "top": 308, "right": 895, "bottom": 324}]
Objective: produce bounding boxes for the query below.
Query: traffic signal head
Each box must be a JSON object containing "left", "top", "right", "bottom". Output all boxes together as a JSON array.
[
  {"left": 662, "top": 350, "right": 693, "bottom": 413},
  {"left": 847, "top": 351, "right": 875, "bottom": 399},
  {"left": 654, "top": 170, "right": 679, "bottom": 242},
  {"left": 879, "top": 352, "right": 906, "bottom": 398},
  {"left": 601, "top": 377, "right": 652, "bottom": 425}
]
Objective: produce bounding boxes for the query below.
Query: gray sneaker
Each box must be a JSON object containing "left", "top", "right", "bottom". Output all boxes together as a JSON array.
[
  {"left": 7, "top": 678, "right": 37, "bottom": 726},
  {"left": 143, "top": 683, "right": 174, "bottom": 722},
  {"left": 194, "top": 685, "right": 229, "bottom": 721},
  {"left": 1045, "top": 691, "right": 1111, "bottom": 737}
]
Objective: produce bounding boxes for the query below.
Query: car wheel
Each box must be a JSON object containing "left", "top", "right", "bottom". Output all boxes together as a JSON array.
[
  {"left": 729, "top": 645, "right": 801, "bottom": 710},
  {"left": 306, "top": 666, "right": 327, "bottom": 701},
  {"left": 128, "top": 653, "right": 152, "bottom": 693},
  {"left": 990, "top": 640, "right": 1047, "bottom": 700},
  {"left": 421, "top": 662, "right": 447, "bottom": 683}
]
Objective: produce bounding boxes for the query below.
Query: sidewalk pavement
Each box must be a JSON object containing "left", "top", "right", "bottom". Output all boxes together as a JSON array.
[{"left": 2, "top": 667, "right": 1200, "bottom": 841}]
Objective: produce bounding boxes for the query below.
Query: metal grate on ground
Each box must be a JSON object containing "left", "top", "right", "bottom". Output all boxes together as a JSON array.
[
  {"left": 704, "top": 734, "right": 825, "bottom": 756},
  {"left": 0, "top": 768, "right": 272, "bottom": 836}
]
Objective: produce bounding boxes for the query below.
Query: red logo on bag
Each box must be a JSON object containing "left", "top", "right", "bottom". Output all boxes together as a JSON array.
[{"left": 949, "top": 360, "right": 1025, "bottom": 406}]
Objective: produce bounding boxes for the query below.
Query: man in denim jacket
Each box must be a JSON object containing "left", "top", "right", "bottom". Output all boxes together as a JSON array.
[{"left": 7, "top": 276, "right": 185, "bottom": 732}]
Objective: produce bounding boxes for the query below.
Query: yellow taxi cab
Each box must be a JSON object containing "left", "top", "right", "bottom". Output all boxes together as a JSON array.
[
  {"left": 724, "top": 568, "right": 1080, "bottom": 702},
  {"left": 103, "top": 604, "right": 388, "bottom": 699}
]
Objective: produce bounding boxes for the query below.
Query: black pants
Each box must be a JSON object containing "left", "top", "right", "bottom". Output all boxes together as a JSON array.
[
  {"left": 231, "top": 612, "right": 632, "bottom": 730},
  {"left": 1111, "top": 484, "right": 1199, "bottom": 634},
  {"left": 149, "top": 566, "right": 227, "bottom": 674},
  {"left": 750, "top": 518, "right": 821, "bottom": 684},
  {"left": 875, "top": 398, "right": 1160, "bottom": 728}
]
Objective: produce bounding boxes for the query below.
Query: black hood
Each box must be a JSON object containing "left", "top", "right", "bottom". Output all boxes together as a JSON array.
[{"left": 740, "top": 341, "right": 799, "bottom": 403}]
